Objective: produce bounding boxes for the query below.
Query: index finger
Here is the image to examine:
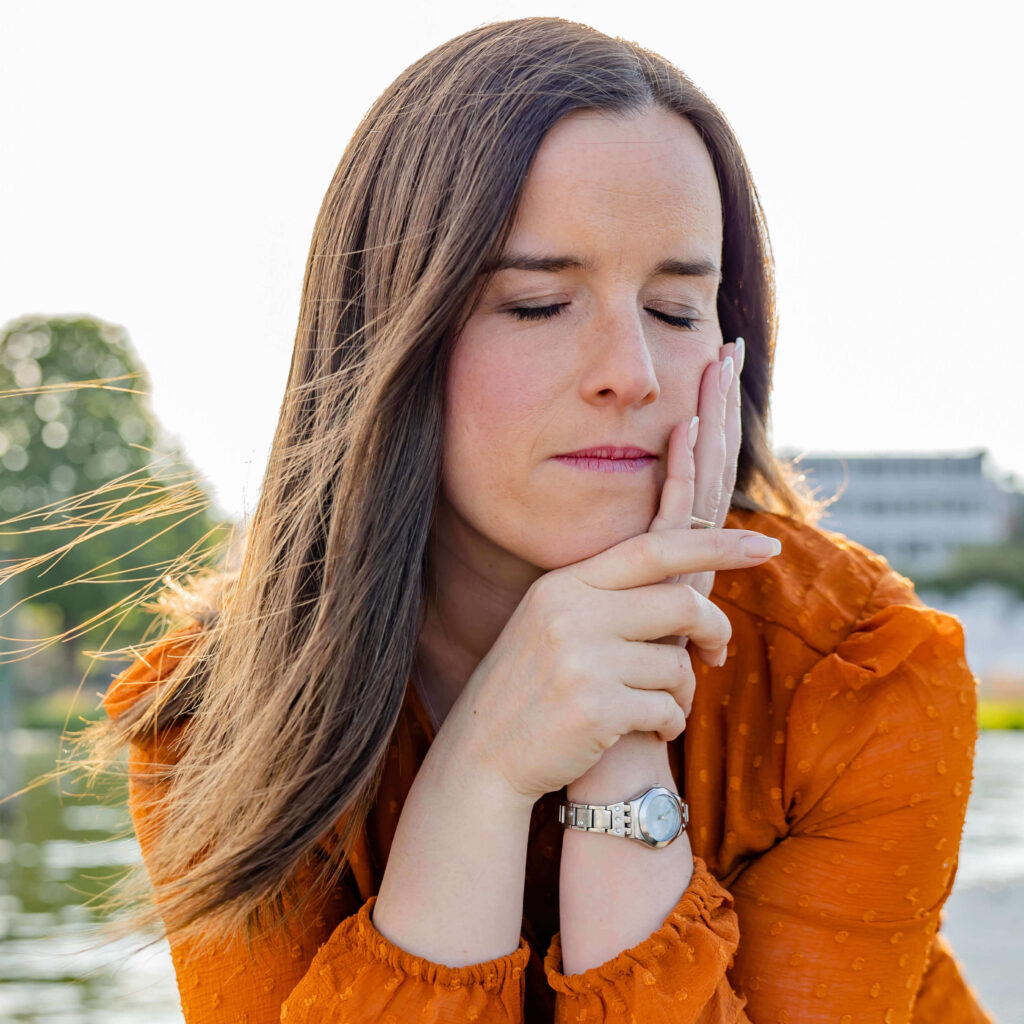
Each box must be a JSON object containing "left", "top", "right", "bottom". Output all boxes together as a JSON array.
[
  {"left": 570, "top": 526, "right": 782, "bottom": 592},
  {"left": 648, "top": 415, "right": 698, "bottom": 539}
]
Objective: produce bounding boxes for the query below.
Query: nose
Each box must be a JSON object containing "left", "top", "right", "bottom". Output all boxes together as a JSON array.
[{"left": 576, "top": 304, "right": 660, "bottom": 408}]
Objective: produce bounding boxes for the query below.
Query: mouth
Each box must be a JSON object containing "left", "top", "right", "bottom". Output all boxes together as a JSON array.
[
  {"left": 551, "top": 446, "right": 657, "bottom": 474},
  {"left": 555, "top": 446, "right": 656, "bottom": 459}
]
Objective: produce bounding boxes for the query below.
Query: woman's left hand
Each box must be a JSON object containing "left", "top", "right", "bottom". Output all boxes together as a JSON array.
[
  {"left": 568, "top": 337, "right": 745, "bottom": 788},
  {"left": 650, "top": 335, "right": 745, "bottom": 649}
]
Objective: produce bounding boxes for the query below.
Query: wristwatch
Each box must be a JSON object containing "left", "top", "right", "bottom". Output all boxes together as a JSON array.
[{"left": 558, "top": 784, "right": 689, "bottom": 848}]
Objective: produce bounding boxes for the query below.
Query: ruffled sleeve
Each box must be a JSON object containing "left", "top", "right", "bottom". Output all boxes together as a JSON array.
[
  {"left": 722, "top": 571, "right": 991, "bottom": 1022},
  {"left": 105, "top": 629, "right": 534, "bottom": 1024},
  {"left": 543, "top": 855, "right": 750, "bottom": 1021},
  {"left": 280, "top": 896, "right": 530, "bottom": 1022}
]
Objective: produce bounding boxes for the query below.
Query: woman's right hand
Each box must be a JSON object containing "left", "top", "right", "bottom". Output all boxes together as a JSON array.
[{"left": 438, "top": 525, "right": 781, "bottom": 806}]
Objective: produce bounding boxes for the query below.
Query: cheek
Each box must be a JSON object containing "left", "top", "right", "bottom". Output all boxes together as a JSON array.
[
  {"left": 442, "top": 329, "right": 555, "bottom": 505},
  {"left": 440, "top": 329, "right": 584, "bottom": 569},
  {"left": 656, "top": 346, "right": 720, "bottom": 419}
]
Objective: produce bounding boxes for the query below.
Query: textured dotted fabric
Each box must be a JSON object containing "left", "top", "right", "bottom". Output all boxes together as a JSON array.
[{"left": 102, "top": 507, "right": 994, "bottom": 1023}]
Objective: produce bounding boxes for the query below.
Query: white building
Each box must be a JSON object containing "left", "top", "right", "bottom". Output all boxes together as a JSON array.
[{"left": 775, "top": 447, "right": 1022, "bottom": 576}]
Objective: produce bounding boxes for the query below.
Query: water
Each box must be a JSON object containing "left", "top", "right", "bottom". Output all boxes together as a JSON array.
[
  {"left": 0, "top": 730, "right": 182, "bottom": 1024},
  {"left": 1, "top": 729, "right": 1021, "bottom": 1022},
  {"left": 952, "top": 730, "right": 1024, "bottom": 887},
  {"left": 938, "top": 731, "right": 1024, "bottom": 1022}
]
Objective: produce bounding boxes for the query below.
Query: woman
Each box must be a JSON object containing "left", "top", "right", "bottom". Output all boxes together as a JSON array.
[{"left": 94, "top": 16, "right": 992, "bottom": 1023}]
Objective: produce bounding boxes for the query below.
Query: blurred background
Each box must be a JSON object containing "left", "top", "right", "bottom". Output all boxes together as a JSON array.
[{"left": 1, "top": 1, "right": 1021, "bottom": 1021}]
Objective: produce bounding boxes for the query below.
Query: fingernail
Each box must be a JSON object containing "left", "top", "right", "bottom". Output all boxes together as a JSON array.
[
  {"left": 719, "top": 356, "right": 734, "bottom": 396},
  {"left": 741, "top": 535, "right": 782, "bottom": 558},
  {"left": 714, "top": 647, "right": 728, "bottom": 667},
  {"left": 687, "top": 415, "right": 699, "bottom": 448},
  {"left": 735, "top": 336, "right": 746, "bottom": 373}
]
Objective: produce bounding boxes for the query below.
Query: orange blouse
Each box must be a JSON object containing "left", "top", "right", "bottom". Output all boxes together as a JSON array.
[{"left": 102, "top": 507, "right": 994, "bottom": 1023}]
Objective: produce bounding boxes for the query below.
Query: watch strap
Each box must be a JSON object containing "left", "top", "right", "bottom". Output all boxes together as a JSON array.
[
  {"left": 559, "top": 798, "right": 633, "bottom": 837},
  {"left": 559, "top": 785, "right": 689, "bottom": 846}
]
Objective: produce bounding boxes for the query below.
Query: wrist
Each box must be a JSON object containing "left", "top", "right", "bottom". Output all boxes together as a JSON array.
[
  {"left": 568, "top": 732, "right": 676, "bottom": 803},
  {"left": 432, "top": 728, "right": 538, "bottom": 817}
]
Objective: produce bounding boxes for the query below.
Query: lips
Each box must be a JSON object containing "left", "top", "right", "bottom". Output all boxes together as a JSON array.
[{"left": 557, "top": 446, "right": 656, "bottom": 459}]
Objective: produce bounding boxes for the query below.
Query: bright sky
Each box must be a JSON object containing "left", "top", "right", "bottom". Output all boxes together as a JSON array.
[{"left": 3, "top": 1, "right": 1021, "bottom": 523}]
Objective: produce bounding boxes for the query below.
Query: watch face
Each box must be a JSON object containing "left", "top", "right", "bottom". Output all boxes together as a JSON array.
[{"left": 644, "top": 793, "right": 681, "bottom": 842}]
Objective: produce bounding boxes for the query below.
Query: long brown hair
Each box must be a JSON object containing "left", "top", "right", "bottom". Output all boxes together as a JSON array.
[{"left": 26, "top": 15, "right": 827, "bottom": 957}]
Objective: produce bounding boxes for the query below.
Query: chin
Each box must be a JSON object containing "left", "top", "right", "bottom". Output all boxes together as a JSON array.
[{"left": 506, "top": 513, "right": 655, "bottom": 572}]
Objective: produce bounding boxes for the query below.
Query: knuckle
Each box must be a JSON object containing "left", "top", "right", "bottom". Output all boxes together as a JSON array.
[
  {"left": 529, "top": 572, "right": 562, "bottom": 610},
  {"left": 558, "top": 644, "right": 590, "bottom": 684},
  {"left": 677, "top": 583, "right": 698, "bottom": 620},
  {"left": 714, "top": 607, "right": 733, "bottom": 646},
  {"left": 589, "top": 702, "right": 619, "bottom": 748},
  {"left": 670, "top": 670, "right": 694, "bottom": 716},
  {"left": 663, "top": 692, "right": 680, "bottom": 723},
  {"left": 538, "top": 605, "right": 573, "bottom": 648},
  {"left": 566, "top": 686, "right": 598, "bottom": 731},
  {"left": 712, "top": 529, "right": 732, "bottom": 560},
  {"left": 632, "top": 530, "right": 660, "bottom": 567},
  {"left": 681, "top": 677, "right": 695, "bottom": 715},
  {"left": 676, "top": 643, "right": 695, "bottom": 680}
]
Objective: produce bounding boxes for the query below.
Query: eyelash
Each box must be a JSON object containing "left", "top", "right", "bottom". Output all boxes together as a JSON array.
[{"left": 507, "top": 304, "right": 699, "bottom": 331}]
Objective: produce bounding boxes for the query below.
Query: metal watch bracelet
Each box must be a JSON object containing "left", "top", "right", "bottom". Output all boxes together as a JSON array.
[{"left": 558, "top": 784, "right": 689, "bottom": 849}]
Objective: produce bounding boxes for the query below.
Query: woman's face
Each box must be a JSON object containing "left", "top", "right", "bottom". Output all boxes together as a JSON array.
[{"left": 441, "top": 104, "right": 725, "bottom": 578}]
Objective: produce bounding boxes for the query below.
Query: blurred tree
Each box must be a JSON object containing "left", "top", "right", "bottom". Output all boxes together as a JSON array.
[
  {"left": 911, "top": 541, "right": 1024, "bottom": 601},
  {"left": 0, "top": 314, "right": 235, "bottom": 697}
]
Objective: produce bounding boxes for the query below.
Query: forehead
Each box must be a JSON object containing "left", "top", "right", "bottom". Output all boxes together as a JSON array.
[{"left": 510, "top": 105, "right": 723, "bottom": 254}]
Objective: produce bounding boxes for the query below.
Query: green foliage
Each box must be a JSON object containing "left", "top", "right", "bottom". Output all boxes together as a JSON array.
[
  {"left": 1, "top": 317, "right": 151, "bottom": 494},
  {"left": 909, "top": 541, "right": 1024, "bottom": 600},
  {"left": 0, "top": 314, "right": 235, "bottom": 695},
  {"left": 977, "top": 700, "right": 1024, "bottom": 731}
]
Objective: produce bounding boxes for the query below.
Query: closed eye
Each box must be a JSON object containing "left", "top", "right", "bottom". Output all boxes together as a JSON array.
[{"left": 507, "top": 304, "right": 699, "bottom": 330}]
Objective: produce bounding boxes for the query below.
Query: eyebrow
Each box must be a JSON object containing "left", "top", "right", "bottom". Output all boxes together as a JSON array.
[{"left": 484, "top": 251, "right": 722, "bottom": 282}]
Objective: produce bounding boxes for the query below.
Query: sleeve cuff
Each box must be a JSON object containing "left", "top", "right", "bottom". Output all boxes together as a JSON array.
[
  {"left": 352, "top": 894, "right": 531, "bottom": 992},
  {"left": 544, "top": 855, "right": 740, "bottom": 998}
]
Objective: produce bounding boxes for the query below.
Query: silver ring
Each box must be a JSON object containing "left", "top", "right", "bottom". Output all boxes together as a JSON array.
[{"left": 690, "top": 515, "right": 716, "bottom": 529}]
